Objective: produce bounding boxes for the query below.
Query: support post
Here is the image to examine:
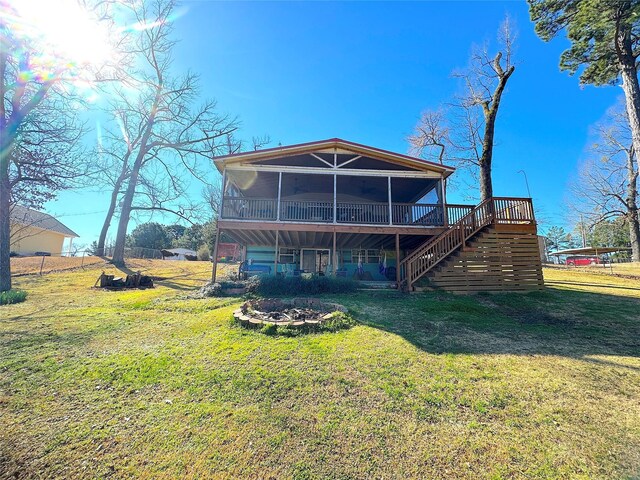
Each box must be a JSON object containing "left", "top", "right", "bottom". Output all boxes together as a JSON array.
[
  {"left": 333, "top": 174, "right": 337, "bottom": 224},
  {"left": 211, "top": 228, "right": 221, "bottom": 283},
  {"left": 440, "top": 175, "right": 448, "bottom": 227},
  {"left": 333, "top": 231, "right": 337, "bottom": 276},
  {"left": 274, "top": 230, "right": 279, "bottom": 276},
  {"left": 220, "top": 168, "right": 227, "bottom": 219},
  {"left": 395, "top": 233, "right": 400, "bottom": 287},
  {"left": 276, "top": 171, "right": 282, "bottom": 221},
  {"left": 388, "top": 176, "right": 393, "bottom": 225}
]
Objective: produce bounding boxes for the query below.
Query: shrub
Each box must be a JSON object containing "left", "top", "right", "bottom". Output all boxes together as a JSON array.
[
  {"left": 0, "top": 289, "right": 27, "bottom": 305},
  {"left": 197, "top": 245, "right": 210, "bottom": 261},
  {"left": 247, "top": 275, "right": 359, "bottom": 296}
]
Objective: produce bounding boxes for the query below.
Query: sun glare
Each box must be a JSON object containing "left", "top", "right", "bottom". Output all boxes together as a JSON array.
[{"left": 5, "top": 0, "right": 114, "bottom": 70}]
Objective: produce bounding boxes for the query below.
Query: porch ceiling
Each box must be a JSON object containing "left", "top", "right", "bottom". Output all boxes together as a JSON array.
[
  {"left": 222, "top": 228, "right": 433, "bottom": 250},
  {"left": 226, "top": 170, "right": 439, "bottom": 203}
]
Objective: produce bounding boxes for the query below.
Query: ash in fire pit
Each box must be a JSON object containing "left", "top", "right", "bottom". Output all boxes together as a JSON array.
[{"left": 233, "top": 298, "right": 348, "bottom": 328}]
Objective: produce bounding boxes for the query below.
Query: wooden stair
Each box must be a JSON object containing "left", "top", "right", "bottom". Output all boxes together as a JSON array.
[{"left": 399, "top": 197, "right": 543, "bottom": 292}]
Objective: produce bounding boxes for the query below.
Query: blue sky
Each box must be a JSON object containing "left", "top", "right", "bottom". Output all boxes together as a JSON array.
[{"left": 50, "top": 0, "right": 621, "bottom": 247}]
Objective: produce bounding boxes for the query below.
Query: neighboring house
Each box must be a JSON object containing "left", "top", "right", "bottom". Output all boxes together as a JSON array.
[
  {"left": 213, "top": 138, "right": 543, "bottom": 292},
  {"left": 162, "top": 248, "right": 197, "bottom": 260},
  {"left": 10, "top": 205, "right": 79, "bottom": 256},
  {"left": 216, "top": 243, "right": 240, "bottom": 261}
]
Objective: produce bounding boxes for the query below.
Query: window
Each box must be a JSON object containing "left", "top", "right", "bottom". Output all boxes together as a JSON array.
[
  {"left": 279, "top": 248, "right": 296, "bottom": 264},
  {"left": 366, "top": 249, "right": 380, "bottom": 264}
]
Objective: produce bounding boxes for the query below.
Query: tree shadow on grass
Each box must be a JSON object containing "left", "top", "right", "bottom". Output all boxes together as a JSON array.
[{"left": 335, "top": 282, "right": 640, "bottom": 362}]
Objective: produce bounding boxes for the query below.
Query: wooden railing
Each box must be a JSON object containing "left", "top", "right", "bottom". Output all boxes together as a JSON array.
[
  {"left": 337, "top": 202, "right": 389, "bottom": 224},
  {"left": 399, "top": 198, "right": 535, "bottom": 289},
  {"left": 222, "top": 197, "right": 277, "bottom": 221},
  {"left": 281, "top": 200, "right": 333, "bottom": 222},
  {"left": 221, "top": 196, "right": 477, "bottom": 227}
]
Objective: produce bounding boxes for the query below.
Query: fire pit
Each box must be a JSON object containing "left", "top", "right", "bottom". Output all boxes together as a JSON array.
[{"left": 233, "top": 298, "right": 348, "bottom": 328}]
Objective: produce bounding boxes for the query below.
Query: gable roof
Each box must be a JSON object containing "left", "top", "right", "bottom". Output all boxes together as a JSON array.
[
  {"left": 214, "top": 138, "right": 455, "bottom": 177},
  {"left": 10, "top": 205, "right": 79, "bottom": 238}
]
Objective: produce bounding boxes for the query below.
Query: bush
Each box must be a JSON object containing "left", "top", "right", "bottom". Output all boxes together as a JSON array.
[
  {"left": 0, "top": 289, "right": 27, "bottom": 305},
  {"left": 197, "top": 244, "right": 210, "bottom": 261},
  {"left": 246, "top": 275, "right": 359, "bottom": 296}
]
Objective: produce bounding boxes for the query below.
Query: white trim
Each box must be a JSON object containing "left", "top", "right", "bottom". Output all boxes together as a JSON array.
[
  {"left": 310, "top": 153, "right": 334, "bottom": 168},
  {"left": 337, "top": 155, "right": 362, "bottom": 168},
  {"left": 227, "top": 164, "right": 442, "bottom": 179}
]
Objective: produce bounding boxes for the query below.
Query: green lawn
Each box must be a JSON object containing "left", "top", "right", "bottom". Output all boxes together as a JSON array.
[{"left": 1, "top": 261, "right": 639, "bottom": 479}]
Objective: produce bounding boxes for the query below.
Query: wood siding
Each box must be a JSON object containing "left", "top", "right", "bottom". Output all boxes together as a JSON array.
[{"left": 423, "top": 225, "right": 544, "bottom": 292}]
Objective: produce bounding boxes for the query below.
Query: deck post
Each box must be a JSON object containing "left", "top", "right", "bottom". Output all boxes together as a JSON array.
[
  {"left": 274, "top": 230, "right": 279, "bottom": 276},
  {"left": 220, "top": 167, "right": 227, "bottom": 219},
  {"left": 440, "top": 175, "right": 448, "bottom": 227},
  {"left": 388, "top": 176, "right": 393, "bottom": 225},
  {"left": 333, "top": 174, "right": 337, "bottom": 224},
  {"left": 333, "top": 230, "right": 337, "bottom": 276},
  {"left": 211, "top": 227, "right": 221, "bottom": 283},
  {"left": 395, "top": 233, "right": 400, "bottom": 286},
  {"left": 276, "top": 171, "right": 282, "bottom": 221}
]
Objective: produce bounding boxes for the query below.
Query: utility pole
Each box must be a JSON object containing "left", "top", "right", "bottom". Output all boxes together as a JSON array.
[{"left": 517, "top": 170, "right": 531, "bottom": 198}]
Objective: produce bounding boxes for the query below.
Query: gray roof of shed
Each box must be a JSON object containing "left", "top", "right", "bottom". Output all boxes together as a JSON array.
[{"left": 10, "top": 205, "right": 79, "bottom": 238}]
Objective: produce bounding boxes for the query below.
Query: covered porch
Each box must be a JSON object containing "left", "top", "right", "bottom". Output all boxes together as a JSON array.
[{"left": 221, "top": 169, "right": 471, "bottom": 227}]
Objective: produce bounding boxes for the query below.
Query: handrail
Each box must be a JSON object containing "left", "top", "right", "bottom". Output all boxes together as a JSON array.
[{"left": 399, "top": 197, "right": 535, "bottom": 289}]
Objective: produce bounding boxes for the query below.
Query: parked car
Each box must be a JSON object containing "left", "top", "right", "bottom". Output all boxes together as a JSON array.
[{"left": 566, "top": 255, "right": 601, "bottom": 266}]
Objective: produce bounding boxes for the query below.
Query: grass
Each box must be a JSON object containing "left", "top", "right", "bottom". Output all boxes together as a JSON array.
[{"left": 1, "top": 260, "right": 639, "bottom": 479}]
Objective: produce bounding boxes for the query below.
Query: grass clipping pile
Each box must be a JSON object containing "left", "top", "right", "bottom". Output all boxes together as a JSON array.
[{"left": 234, "top": 298, "right": 355, "bottom": 335}]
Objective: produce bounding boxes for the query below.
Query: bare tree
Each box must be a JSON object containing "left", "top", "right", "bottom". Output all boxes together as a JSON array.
[
  {"left": 0, "top": 1, "right": 122, "bottom": 291},
  {"left": 571, "top": 105, "right": 640, "bottom": 261},
  {"left": 409, "top": 17, "right": 516, "bottom": 201},
  {"left": 94, "top": 0, "right": 238, "bottom": 266}
]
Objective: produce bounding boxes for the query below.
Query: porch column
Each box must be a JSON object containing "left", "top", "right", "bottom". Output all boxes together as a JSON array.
[
  {"left": 274, "top": 230, "right": 279, "bottom": 276},
  {"left": 211, "top": 228, "right": 221, "bottom": 283},
  {"left": 440, "top": 174, "right": 448, "bottom": 227},
  {"left": 333, "top": 231, "right": 337, "bottom": 276},
  {"left": 333, "top": 174, "right": 337, "bottom": 224},
  {"left": 276, "top": 171, "right": 282, "bottom": 221},
  {"left": 220, "top": 167, "right": 227, "bottom": 219},
  {"left": 388, "top": 176, "right": 393, "bottom": 225},
  {"left": 395, "top": 233, "right": 400, "bottom": 286}
]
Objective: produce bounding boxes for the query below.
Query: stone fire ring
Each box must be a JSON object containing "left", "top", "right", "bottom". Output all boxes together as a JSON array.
[{"left": 233, "top": 298, "right": 347, "bottom": 328}]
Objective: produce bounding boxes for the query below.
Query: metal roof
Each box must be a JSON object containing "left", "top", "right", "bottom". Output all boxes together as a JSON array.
[
  {"left": 10, "top": 205, "right": 79, "bottom": 238},
  {"left": 213, "top": 138, "right": 455, "bottom": 176},
  {"left": 548, "top": 246, "right": 630, "bottom": 256}
]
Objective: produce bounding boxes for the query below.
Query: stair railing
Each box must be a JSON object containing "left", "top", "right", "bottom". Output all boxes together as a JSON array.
[{"left": 399, "top": 197, "right": 534, "bottom": 290}]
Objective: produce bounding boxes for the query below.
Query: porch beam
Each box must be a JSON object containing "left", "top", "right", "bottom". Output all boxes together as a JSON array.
[
  {"left": 395, "top": 233, "right": 400, "bottom": 286},
  {"left": 333, "top": 174, "right": 337, "bottom": 224},
  {"left": 310, "top": 153, "right": 335, "bottom": 168},
  {"left": 218, "top": 220, "right": 446, "bottom": 236},
  {"left": 211, "top": 228, "right": 222, "bottom": 283},
  {"left": 274, "top": 230, "right": 279, "bottom": 276},
  {"left": 226, "top": 164, "right": 443, "bottom": 179},
  {"left": 276, "top": 171, "right": 282, "bottom": 221},
  {"left": 337, "top": 155, "right": 362, "bottom": 168},
  {"left": 333, "top": 231, "right": 337, "bottom": 276},
  {"left": 387, "top": 176, "right": 393, "bottom": 226}
]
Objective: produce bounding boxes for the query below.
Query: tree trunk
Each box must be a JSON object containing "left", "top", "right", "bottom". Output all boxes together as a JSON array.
[
  {"left": 110, "top": 87, "right": 162, "bottom": 266},
  {"left": 478, "top": 61, "right": 514, "bottom": 202},
  {"left": 111, "top": 162, "right": 142, "bottom": 266},
  {"left": 97, "top": 173, "right": 127, "bottom": 256},
  {"left": 626, "top": 149, "right": 640, "bottom": 262},
  {"left": 629, "top": 214, "right": 640, "bottom": 262},
  {"left": 0, "top": 155, "right": 11, "bottom": 292}
]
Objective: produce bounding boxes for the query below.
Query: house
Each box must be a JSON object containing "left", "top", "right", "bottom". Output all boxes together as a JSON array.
[
  {"left": 10, "top": 205, "right": 79, "bottom": 256},
  {"left": 162, "top": 247, "right": 198, "bottom": 260},
  {"left": 212, "top": 138, "right": 543, "bottom": 292}
]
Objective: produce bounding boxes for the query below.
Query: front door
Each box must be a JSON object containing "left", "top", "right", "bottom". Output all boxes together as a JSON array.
[
  {"left": 301, "top": 249, "right": 331, "bottom": 274},
  {"left": 301, "top": 249, "right": 316, "bottom": 273}
]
